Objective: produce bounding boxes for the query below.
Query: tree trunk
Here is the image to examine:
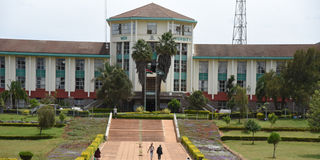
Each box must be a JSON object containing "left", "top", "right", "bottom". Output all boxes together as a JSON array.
[
  {"left": 252, "top": 132, "right": 255, "bottom": 145},
  {"left": 273, "top": 144, "right": 276, "bottom": 158},
  {"left": 157, "top": 76, "right": 161, "bottom": 111},
  {"left": 40, "top": 127, "right": 42, "bottom": 135},
  {"left": 142, "top": 80, "right": 145, "bottom": 111}
]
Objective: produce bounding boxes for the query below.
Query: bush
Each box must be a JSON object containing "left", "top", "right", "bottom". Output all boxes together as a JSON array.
[
  {"left": 21, "top": 110, "right": 30, "bottom": 115},
  {"left": 168, "top": 98, "right": 180, "bottom": 113},
  {"left": 37, "top": 105, "right": 55, "bottom": 135},
  {"left": 91, "top": 108, "right": 113, "bottom": 113},
  {"left": 0, "top": 158, "right": 18, "bottom": 160},
  {"left": 19, "top": 151, "right": 33, "bottom": 160},
  {"left": 257, "top": 112, "right": 264, "bottom": 120},
  {"left": 80, "top": 134, "right": 105, "bottom": 160},
  {"left": 268, "top": 113, "right": 278, "bottom": 127},
  {"left": 184, "top": 110, "right": 210, "bottom": 114},
  {"left": 268, "top": 132, "right": 281, "bottom": 158},
  {"left": 218, "top": 126, "right": 310, "bottom": 131},
  {"left": 244, "top": 119, "right": 261, "bottom": 144},
  {"left": 59, "top": 113, "right": 66, "bottom": 123},
  {"left": 222, "top": 116, "right": 231, "bottom": 125},
  {"left": 161, "top": 108, "right": 171, "bottom": 114},
  {"left": 135, "top": 106, "right": 144, "bottom": 112},
  {"left": 220, "top": 136, "right": 320, "bottom": 142},
  {"left": 116, "top": 114, "right": 173, "bottom": 119},
  {"left": 0, "top": 123, "right": 65, "bottom": 127},
  {"left": 181, "top": 136, "right": 205, "bottom": 160},
  {"left": 0, "top": 135, "right": 54, "bottom": 140}
]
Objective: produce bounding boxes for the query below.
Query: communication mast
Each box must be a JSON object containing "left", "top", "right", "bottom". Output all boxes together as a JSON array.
[{"left": 232, "top": 0, "right": 247, "bottom": 44}]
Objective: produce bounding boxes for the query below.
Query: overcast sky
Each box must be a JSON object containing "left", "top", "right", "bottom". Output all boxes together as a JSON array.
[{"left": 0, "top": 0, "right": 319, "bottom": 44}]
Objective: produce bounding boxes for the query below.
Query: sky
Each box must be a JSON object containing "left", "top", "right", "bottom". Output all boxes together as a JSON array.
[{"left": 0, "top": 0, "right": 319, "bottom": 44}]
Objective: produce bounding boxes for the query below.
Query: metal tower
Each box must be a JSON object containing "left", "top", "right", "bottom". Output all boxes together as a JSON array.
[{"left": 232, "top": 0, "right": 247, "bottom": 44}]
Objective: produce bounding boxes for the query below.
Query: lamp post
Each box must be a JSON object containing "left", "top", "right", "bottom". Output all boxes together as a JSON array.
[{"left": 144, "top": 66, "right": 146, "bottom": 111}]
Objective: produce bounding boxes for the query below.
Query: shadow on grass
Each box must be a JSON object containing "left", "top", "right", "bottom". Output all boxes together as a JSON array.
[{"left": 299, "top": 154, "right": 320, "bottom": 159}]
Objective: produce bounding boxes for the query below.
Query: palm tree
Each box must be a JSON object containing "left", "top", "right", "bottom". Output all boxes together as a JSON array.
[
  {"left": 132, "top": 39, "right": 153, "bottom": 109},
  {"left": 96, "top": 63, "right": 133, "bottom": 110},
  {"left": 155, "top": 32, "right": 177, "bottom": 109},
  {"left": 1, "top": 81, "right": 28, "bottom": 109}
]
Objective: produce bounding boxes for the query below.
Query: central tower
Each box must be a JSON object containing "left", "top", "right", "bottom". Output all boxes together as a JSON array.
[{"left": 232, "top": 0, "right": 247, "bottom": 44}]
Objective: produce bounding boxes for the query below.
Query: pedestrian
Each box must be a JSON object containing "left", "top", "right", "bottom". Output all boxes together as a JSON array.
[
  {"left": 147, "top": 143, "right": 154, "bottom": 160},
  {"left": 156, "top": 145, "right": 163, "bottom": 160},
  {"left": 94, "top": 148, "right": 101, "bottom": 160},
  {"left": 113, "top": 106, "right": 117, "bottom": 118}
]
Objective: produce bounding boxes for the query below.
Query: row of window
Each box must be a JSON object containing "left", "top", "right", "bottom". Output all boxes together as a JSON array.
[
  {"left": 174, "top": 43, "right": 188, "bottom": 92},
  {"left": 0, "top": 57, "right": 104, "bottom": 90},
  {"left": 112, "top": 22, "right": 192, "bottom": 36},
  {"left": 199, "top": 61, "right": 284, "bottom": 92}
]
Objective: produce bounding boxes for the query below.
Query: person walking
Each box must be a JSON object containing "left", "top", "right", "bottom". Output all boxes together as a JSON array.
[
  {"left": 113, "top": 106, "right": 117, "bottom": 118},
  {"left": 156, "top": 145, "right": 163, "bottom": 160},
  {"left": 147, "top": 143, "right": 154, "bottom": 160},
  {"left": 94, "top": 148, "right": 101, "bottom": 160}
]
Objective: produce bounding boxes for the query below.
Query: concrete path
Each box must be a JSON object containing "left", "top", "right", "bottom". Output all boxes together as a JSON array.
[{"left": 101, "top": 119, "right": 190, "bottom": 160}]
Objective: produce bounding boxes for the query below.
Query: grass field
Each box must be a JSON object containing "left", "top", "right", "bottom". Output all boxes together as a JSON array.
[
  {"left": 0, "top": 113, "right": 71, "bottom": 122},
  {"left": 222, "top": 130, "right": 320, "bottom": 138},
  {"left": 224, "top": 141, "right": 320, "bottom": 160},
  {"left": 0, "top": 126, "right": 64, "bottom": 136},
  {"left": 0, "top": 117, "right": 107, "bottom": 160},
  {"left": 214, "top": 118, "right": 309, "bottom": 128}
]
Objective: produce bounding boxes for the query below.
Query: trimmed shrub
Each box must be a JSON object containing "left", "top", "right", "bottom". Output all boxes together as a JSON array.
[
  {"left": 218, "top": 126, "right": 311, "bottom": 131},
  {"left": 185, "top": 110, "right": 210, "bottom": 114},
  {"left": 257, "top": 112, "right": 264, "bottom": 120},
  {"left": 74, "top": 157, "right": 85, "bottom": 160},
  {"left": 181, "top": 136, "right": 206, "bottom": 160},
  {"left": 135, "top": 106, "right": 144, "bottom": 112},
  {"left": 0, "top": 135, "right": 54, "bottom": 140},
  {"left": 161, "top": 108, "right": 171, "bottom": 114},
  {"left": 79, "top": 134, "right": 105, "bottom": 160},
  {"left": 0, "top": 158, "right": 18, "bottom": 160},
  {"left": 19, "top": 151, "right": 33, "bottom": 160},
  {"left": 221, "top": 136, "right": 320, "bottom": 142},
  {"left": 59, "top": 113, "right": 66, "bottom": 123},
  {"left": 268, "top": 113, "right": 278, "bottom": 127},
  {"left": 222, "top": 116, "right": 231, "bottom": 125},
  {"left": 0, "top": 123, "right": 65, "bottom": 127},
  {"left": 168, "top": 98, "right": 180, "bottom": 113},
  {"left": 21, "top": 110, "right": 30, "bottom": 115},
  {"left": 116, "top": 114, "right": 173, "bottom": 119},
  {"left": 92, "top": 108, "right": 113, "bottom": 113}
]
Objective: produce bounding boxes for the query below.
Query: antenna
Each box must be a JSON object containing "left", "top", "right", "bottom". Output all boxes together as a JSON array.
[
  {"left": 232, "top": 0, "right": 247, "bottom": 44},
  {"left": 105, "top": 0, "right": 108, "bottom": 43}
]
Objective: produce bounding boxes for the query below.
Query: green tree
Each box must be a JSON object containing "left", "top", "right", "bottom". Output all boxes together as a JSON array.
[
  {"left": 234, "top": 86, "right": 248, "bottom": 123},
  {"left": 168, "top": 98, "right": 180, "bottom": 113},
  {"left": 96, "top": 63, "right": 133, "bottom": 109},
  {"left": 132, "top": 39, "right": 153, "bottom": 108},
  {"left": 308, "top": 88, "right": 320, "bottom": 131},
  {"left": 37, "top": 105, "right": 55, "bottom": 135},
  {"left": 29, "top": 99, "right": 40, "bottom": 108},
  {"left": 155, "top": 32, "right": 177, "bottom": 109},
  {"left": 245, "top": 119, "right": 261, "bottom": 144},
  {"left": 186, "top": 91, "right": 208, "bottom": 110},
  {"left": 268, "top": 113, "right": 278, "bottom": 127},
  {"left": 59, "top": 113, "right": 66, "bottom": 123},
  {"left": 283, "top": 48, "right": 320, "bottom": 113},
  {"left": 222, "top": 116, "right": 231, "bottom": 126},
  {"left": 40, "top": 93, "right": 56, "bottom": 105},
  {"left": 226, "top": 75, "right": 236, "bottom": 111},
  {"left": 267, "top": 132, "right": 281, "bottom": 158},
  {"left": 1, "top": 81, "right": 28, "bottom": 109}
]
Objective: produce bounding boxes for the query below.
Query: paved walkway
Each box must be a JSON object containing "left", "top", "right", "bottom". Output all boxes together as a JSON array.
[{"left": 101, "top": 119, "right": 190, "bottom": 160}]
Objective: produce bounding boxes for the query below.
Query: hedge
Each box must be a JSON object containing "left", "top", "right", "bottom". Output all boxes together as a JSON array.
[
  {"left": 76, "top": 134, "right": 104, "bottom": 160},
  {"left": 184, "top": 110, "right": 210, "bottom": 114},
  {"left": 218, "top": 126, "right": 311, "bottom": 132},
  {"left": 181, "top": 136, "right": 205, "bottom": 160},
  {"left": 0, "top": 158, "right": 18, "bottom": 160},
  {"left": 3, "top": 109, "right": 30, "bottom": 115},
  {"left": 0, "top": 135, "right": 54, "bottom": 140},
  {"left": 0, "top": 123, "right": 65, "bottom": 128},
  {"left": 221, "top": 136, "right": 320, "bottom": 142},
  {"left": 116, "top": 114, "right": 173, "bottom": 119},
  {"left": 89, "top": 113, "right": 110, "bottom": 117},
  {"left": 91, "top": 108, "right": 113, "bottom": 113},
  {"left": 67, "top": 110, "right": 89, "bottom": 117}
]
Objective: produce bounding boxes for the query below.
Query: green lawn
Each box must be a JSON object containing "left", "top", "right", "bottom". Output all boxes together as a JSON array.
[
  {"left": 222, "top": 130, "right": 320, "bottom": 138},
  {"left": 224, "top": 141, "right": 320, "bottom": 160},
  {"left": 214, "top": 118, "right": 309, "bottom": 128},
  {"left": 0, "top": 117, "right": 107, "bottom": 160},
  {"left": 0, "top": 126, "right": 64, "bottom": 136},
  {"left": 0, "top": 113, "right": 71, "bottom": 122}
]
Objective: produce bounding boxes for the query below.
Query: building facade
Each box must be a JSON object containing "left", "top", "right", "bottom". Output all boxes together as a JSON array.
[{"left": 0, "top": 3, "right": 319, "bottom": 109}]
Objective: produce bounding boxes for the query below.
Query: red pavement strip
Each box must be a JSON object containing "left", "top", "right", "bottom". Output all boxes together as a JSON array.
[{"left": 100, "top": 119, "right": 190, "bottom": 160}]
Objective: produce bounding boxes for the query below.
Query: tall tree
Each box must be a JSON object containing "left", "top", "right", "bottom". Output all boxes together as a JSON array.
[
  {"left": 283, "top": 48, "right": 320, "bottom": 113},
  {"left": 96, "top": 63, "right": 133, "bottom": 109},
  {"left": 37, "top": 105, "right": 55, "bottom": 135},
  {"left": 226, "top": 75, "right": 236, "bottom": 111},
  {"left": 1, "top": 81, "right": 28, "bottom": 109},
  {"left": 186, "top": 91, "right": 208, "bottom": 110},
  {"left": 308, "top": 87, "right": 320, "bottom": 131},
  {"left": 155, "top": 32, "right": 177, "bottom": 109},
  {"left": 234, "top": 86, "right": 248, "bottom": 123},
  {"left": 132, "top": 39, "right": 153, "bottom": 108}
]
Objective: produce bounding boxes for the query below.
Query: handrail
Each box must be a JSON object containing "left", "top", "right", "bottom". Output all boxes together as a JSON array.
[
  {"left": 105, "top": 112, "right": 112, "bottom": 140},
  {"left": 173, "top": 113, "right": 181, "bottom": 142}
]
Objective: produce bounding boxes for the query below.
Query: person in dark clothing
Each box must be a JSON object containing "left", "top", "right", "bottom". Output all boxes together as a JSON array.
[
  {"left": 94, "top": 148, "right": 101, "bottom": 160},
  {"left": 156, "top": 145, "right": 163, "bottom": 160}
]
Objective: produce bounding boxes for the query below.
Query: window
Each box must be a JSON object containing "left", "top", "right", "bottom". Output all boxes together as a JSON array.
[
  {"left": 147, "top": 23, "right": 157, "bottom": 34},
  {"left": 218, "top": 101, "right": 227, "bottom": 108},
  {"left": 116, "top": 42, "right": 122, "bottom": 67},
  {"left": 16, "top": 57, "right": 25, "bottom": 88},
  {"left": 36, "top": 58, "right": 45, "bottom": 89},
  {"left": 121, "top": 23, "right": 131, "bottom": 34},
  {"left": 174, "top": 80, "right": 179, "bottom": 91},
  {"left": 148, "top": 42, "right": 158, "bottom": 53},
  {"left": 94, "top": 59, "right": 104, "bottom": 90},
  {"left": 174, "top": 60, "right": 180, "bottom": 72},
  {"left": 257, "top": 61, "right": 266, "bottom": 74},
  {"left": 219, "top": 80, "right": 226, "bottom": 92},
  {"left": 237, "top": 61, "right": 246, "bottom": 74},
  {"left": 112, "top": 23, "right": 134, "bottom": 35},
  {"left": 173, "top": 24, "right": 181, "bottom": 35},
  {"left": 181, "top": 61, "right": 187, "bottom": 72},
  {"left": 181, "top": 80, "right": 186, "bottom": 91},
  {"left": 199, "top": 61, "right": 208, "bottom": 92},
  {"left": 0, "top": 57, "right": 5, "bottom": 88},
  {"left": 116, "top": 42, "right": 122, "bottom": 54},
  {"left": 123, "top": 42, "right": 130, "bottom": 72},
  {"left": 276, "top": 61, "right": 284, "bottom": 74},
  {"left": 124, "top": 42, "right": 130, "bottom": 55},
  {"left": 182, "top": 25, "right": 192, "bottom": 36},
  {"left": 56, "top": 59, "right": 65, "bottom": 89},
  {"left": 218, "top": 61, "right": 227, "bottom": 74},
  {"left": 76, "top": 59, "right": 85, "bottom": 90},
  {"left": 112, "top": 24, "right": 121, "bottom": 35},
  {"left": 237, "top": 80, "right": 246, "bottom": 88},
  {"left": 76, "top": 78, "right": 84, "bottom": 90},
  {"left": 124, "top": 59, "right": 129, "bottom": 71},
  {"left": 95, "top": 80, "right": 103, "bottom": 90},
  {"left": 182, "top": 43, "right": 187, "bottom": 55}
]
